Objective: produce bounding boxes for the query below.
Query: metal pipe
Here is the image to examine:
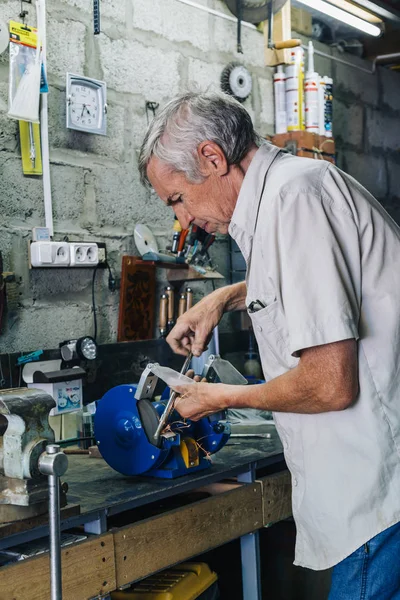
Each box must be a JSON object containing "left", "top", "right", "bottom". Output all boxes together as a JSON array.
[
  {"left": 373, "top": 52, "right": 400, "bottom": 71},
  {"left": 174, "top": 0, "right": 257, "bottom": 29},
  {"left": 39, "top": 444, "right": 68, "bottom": 600},
  {"left": 153, "top": 352, "right": 193, "bottom": 443},
  {"left": 302, "top": 44, "right": 374, "bottom": 74},
  {"left": 174, "top": 0, "right": 381, "bottom": 76},
  {"left": 49, "top": 468, "right": 62, "bottom": 600}
]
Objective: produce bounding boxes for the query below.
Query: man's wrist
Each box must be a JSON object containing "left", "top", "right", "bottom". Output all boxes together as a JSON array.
[{"left": 218, "top": 282, "right": 247, "bottom": 313}]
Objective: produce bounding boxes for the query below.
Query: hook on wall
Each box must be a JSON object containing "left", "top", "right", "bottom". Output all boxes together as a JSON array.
[{"left": 20, "top": 0, "right": 32, "bottom": 25}]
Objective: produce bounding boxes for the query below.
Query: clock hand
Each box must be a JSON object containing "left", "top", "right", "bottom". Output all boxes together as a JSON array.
[{"left": 80, "top": 103, "right": 86, "bottom": 118}]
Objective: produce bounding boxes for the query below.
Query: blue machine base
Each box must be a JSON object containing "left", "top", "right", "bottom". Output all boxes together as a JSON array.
[{"left": 145, "top": 456, "right": 211, "bottom": 479}]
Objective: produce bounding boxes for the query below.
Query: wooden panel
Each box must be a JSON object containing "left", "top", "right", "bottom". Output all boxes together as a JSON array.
[
  {"left": 114, "top": 482, "right": 263, "bottom": 587},
  {"left": 260, "top": 471, "right": 292, "bottom": 526},
  {"left": 117, "top": 256, "right": 156, "bottom": 342},
  {"left": 0, "top": 533, "right": 116, "bottom": 600},
  {"left": 272, "top": 132, "right": 336, "bottom": 157},
  {"left": 264, "top": 1, "right": 292, "bottom": 66}
]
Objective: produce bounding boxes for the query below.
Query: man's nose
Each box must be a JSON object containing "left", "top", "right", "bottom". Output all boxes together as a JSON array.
[{"left": 174, "top": 205, "right": 194, "bottom": 230}]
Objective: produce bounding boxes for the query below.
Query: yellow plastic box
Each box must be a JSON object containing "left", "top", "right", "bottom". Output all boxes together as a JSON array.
[{"left": 111, "top": 562, "right": 218, "bottom": 600}]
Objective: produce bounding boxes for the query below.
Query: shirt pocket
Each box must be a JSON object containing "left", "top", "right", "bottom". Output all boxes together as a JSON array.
[{"left": 248, "top": 300, "right": 299, "bottom": 377}]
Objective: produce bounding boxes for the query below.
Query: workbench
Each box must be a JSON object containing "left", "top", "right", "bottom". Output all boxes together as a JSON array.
[{"left": 0, "top": 433, "right": 291, "bottom": 600}]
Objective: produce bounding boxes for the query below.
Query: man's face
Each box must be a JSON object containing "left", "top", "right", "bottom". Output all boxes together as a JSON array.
[{"left": 146, "top": 155, "right": 238, "bottom": 234}]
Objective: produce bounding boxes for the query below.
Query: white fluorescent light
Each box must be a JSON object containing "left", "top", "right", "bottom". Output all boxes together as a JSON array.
[{"left": 296, "top": 0, "right": 382, "bottom": 35}]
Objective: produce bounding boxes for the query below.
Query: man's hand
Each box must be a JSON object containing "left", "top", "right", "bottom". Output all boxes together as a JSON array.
[
  {"left": 166, "top": 282, "right": 247, "bottom": 356},
  {"left": 174, "top": 382, "right": 227, "bottom": 421}
]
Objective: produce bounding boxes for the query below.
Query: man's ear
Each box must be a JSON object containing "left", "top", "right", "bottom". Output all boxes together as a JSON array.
[{"left": 197, "top": 141, "right": 229, "bottom": 176}]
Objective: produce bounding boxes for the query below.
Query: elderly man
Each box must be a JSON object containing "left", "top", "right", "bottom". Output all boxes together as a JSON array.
[{"left": 139, "top": 91, "right": 400, "bottom": 599}]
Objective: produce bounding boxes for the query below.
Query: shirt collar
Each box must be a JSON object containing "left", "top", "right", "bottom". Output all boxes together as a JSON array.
[{"left": 229, "top": 143, "right": 281, "bottom": 239}]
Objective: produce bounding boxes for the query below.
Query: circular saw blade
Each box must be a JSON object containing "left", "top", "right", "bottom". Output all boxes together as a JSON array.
[
  {"left": 224, "top": 0, "right": 287, "bottom": 23},
  {"left": 134, "top": 224, "right": 159, "bottom": 257}
]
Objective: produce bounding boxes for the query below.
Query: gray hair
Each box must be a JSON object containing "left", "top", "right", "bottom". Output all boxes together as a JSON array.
[{"left": 138, "top": 91, "right": 260, "bottom": 187}]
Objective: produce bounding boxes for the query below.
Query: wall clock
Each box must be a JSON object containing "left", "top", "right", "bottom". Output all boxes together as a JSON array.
[{"left": 66, "top": 73, "right": 107, "bottom": 135}]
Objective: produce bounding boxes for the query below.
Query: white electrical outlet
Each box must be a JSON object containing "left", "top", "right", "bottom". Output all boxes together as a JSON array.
[
  {"left": 70, "top": 243, "right": 99, "bottom": 267},
  {"left": 30, "top": 241, "right": 70, "bottom": 267}
]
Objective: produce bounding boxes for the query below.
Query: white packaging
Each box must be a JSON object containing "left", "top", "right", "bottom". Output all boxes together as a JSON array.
[
  {"left": 274, "top": 66, "right": 287, "bottom": 135},
  {"left": 323, "top": 76, "right": 333, "bottom": 138},
  {"left": 318, "top": 78, "right": 327, "bottom": 136},
  {"left": 285, "top": 47, "right": 304, "bottom": 131}
]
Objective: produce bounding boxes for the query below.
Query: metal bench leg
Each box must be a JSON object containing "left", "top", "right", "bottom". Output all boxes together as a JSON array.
[
  {"left": 240, "top": 530, "right": 262, "bottom": 600},
  {"left": 238, "top": 467, "right": 262, "bottom": 600}
]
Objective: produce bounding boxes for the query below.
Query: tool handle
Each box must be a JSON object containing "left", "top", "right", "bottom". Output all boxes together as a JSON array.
[
  {"left": 177, "top": 229, "right": 189, "bottom": 253},
  {"left": 159, "top": 294, "right": 168, "bottom": 335},
  {"left": 186, "top": 287, "right": 193, "bottom": 311},
  {"left": 178, "top": 293, "right": 187, "bottom": 318},
  {"left": 165, "top": 286, "right": 175, "bottom": 321},
  {"left": 275, "top": 38, "right": 301, "bottom": 50}
]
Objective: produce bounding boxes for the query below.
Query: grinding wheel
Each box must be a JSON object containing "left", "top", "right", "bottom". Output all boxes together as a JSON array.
[
  {"left": 137, "top": 399, "right": 162, "bottom": 448},
  {"left": 224, "top": 0, "right": 287, "bottom": 23}
]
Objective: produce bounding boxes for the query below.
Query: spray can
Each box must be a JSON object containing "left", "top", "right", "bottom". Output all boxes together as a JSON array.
[
  {"left": 323, "top": 76, "right": 333, "bottom": 138},
  {"left": 305, "top": 42, "right": 320, "bottom": 133},
  {"left": 285, "top": 47, "right": 304, "bottom": 131},
  {"left": 274, "top": 66, "right": 287, "bottom": 135}
]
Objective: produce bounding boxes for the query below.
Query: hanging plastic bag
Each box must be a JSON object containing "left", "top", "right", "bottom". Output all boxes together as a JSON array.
[{"left": 8, "top": 14, "right": 42, "bottom": 123}]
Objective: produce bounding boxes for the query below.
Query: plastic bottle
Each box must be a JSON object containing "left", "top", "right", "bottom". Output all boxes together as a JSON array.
[
  {"left": 285, "top": 47, "right": 304, "bottom": 131},
  {"left": 304, "top": 41, "right": 320, "bottom": 134},
  {"left": 318, "top": 77, "right": 327, "bottom": 136},
  {"left": 274, "top": 65, "right": 287, "bottom": 134},
  {"left": 323, "top": 76, "right": 333, "bottom": 138}
]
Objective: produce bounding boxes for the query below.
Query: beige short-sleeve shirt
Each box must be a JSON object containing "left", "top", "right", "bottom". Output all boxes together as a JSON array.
[{"left": 229, "top": 144, "right": 400, "bottom": 570}]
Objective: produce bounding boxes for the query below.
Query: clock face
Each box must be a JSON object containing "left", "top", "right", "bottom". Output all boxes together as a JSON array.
[
  {"left": 66, "top": 74, "right": 107, "bottom": 135},
  {"left": 70, "top": 82, "right": 101, "bottom": 130}
]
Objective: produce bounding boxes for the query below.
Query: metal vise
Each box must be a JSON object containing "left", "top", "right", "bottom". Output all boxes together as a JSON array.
[{"left": 0, "top": 387, "right": 66, "bottom": 523}]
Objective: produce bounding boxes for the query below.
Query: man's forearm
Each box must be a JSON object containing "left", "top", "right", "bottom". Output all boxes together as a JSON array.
[
  {"left": 226, "top": 367, "right": 330, "bottom": 414},
  {"left": 220, "top": 340, "right": 358, "bottom": 414},
  {"left": 217, "top": 281, "right": 247, "bottom": 312}
]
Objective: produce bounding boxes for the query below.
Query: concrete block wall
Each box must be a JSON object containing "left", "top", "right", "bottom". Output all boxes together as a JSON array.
[
  {"left": 0, "top": 0, "right": 274, "bottom": 353},
  {"left": 327, "top": 49, "right": 400, "bottom": 217},
  {"left": 0, "top": 0, "right": 399, "bottom": 354}
]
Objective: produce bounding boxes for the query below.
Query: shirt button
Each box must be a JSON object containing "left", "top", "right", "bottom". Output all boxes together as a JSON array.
[
  {"left": 256, "top": 325, "right": 262, "bottom": 332},
  {"left": 284, "top": 441, "right": 289, "bottom": 450},
  {"left": 293, "top": 478, "right": 298, "bottom": 487}
]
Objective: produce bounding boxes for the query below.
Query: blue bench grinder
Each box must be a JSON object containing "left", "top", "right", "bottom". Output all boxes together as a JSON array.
[{"left": 94, "top": 355, "right": 247, "bottom": 479}]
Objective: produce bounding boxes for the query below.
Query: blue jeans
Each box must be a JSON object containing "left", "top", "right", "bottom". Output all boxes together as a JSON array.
[{"left": 329, "top": 521, "right": 400, "bottom": 599}]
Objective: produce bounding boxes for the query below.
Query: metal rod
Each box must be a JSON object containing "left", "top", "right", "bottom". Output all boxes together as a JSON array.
[
  {"left": 373, "top": 52, "right": 400, "bottom": 71},
  {"left": 174, "top": 0, "right": 257, "bottom": 29},
  {"left": 39, "top": 444, "right": 68, "bottom": 600},
  {"left": 49, "top": 468, "right": 62, "bottom": 600},
  {"left": 153, "top": 352, "right": 193, "bottom": 442},
  {"left": 267, "top": 0, "right": 274, "bottom": 49},
  {"left": 302, "top": 44, "right": 373, "bottom": 74}
]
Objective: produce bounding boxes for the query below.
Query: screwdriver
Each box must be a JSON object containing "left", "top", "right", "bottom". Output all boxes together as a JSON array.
[{"left": 153, "top": 352, "right": 193, "bottom": 444}]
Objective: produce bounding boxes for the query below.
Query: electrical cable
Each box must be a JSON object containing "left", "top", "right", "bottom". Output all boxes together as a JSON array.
[
  {"left": 92, "top": 261, "right": 116, "bottom": 341},
  {"left": 91, "top": 263, "right": 101, "bottom": 341}
]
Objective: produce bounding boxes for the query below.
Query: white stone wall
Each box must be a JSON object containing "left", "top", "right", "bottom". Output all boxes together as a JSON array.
[{"left": 0, "top": 0, "right": 274, "bottom": 352}]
